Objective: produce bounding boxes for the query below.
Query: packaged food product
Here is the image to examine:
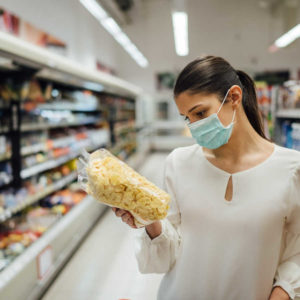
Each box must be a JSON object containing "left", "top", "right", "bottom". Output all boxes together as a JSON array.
[{"left": 77, "top": 149, "right": 170, "bottom": 228}]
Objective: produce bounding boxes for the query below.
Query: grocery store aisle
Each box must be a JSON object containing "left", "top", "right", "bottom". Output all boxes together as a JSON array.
[{"left": 41, "top": 152, "right": 169, "bottom": 300}]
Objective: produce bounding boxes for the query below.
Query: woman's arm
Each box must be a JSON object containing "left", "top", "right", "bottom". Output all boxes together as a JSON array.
[
  {"left": 134, "top": 151, "right": 182, "bottom": 274},
  {"left": 269, "top": 286, "right": 290, "bottom": 300},
  {"left": 271, "top": 163, "right": 300, "bottom": 299}
]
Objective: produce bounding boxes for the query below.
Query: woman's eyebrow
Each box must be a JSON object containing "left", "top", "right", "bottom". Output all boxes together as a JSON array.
[
  {"left": 180, "top": 104, "right": 204, "bottom": 116},
  {"left": 188, "top": 103, "right": 203, "bottom": 113},
  {"left": 188, "top": 104, "right": 204, "bottom": 113}
]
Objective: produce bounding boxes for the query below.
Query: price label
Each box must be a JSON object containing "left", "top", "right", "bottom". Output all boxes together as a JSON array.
[{"left": 37, "top": 246, "right": 53, "bottom": 280}]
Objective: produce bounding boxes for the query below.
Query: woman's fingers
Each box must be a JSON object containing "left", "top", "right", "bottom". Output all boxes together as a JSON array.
[
  {"left": 112, "top": 207, "right": 137, "bottom": 228},
  {"left": 122, "top": 213, "right": 131, "bottom": 223},
  {"left": 114, "top": 208, "right": 127, "bottom": 217},
  {"left": 113, "top": 208, "right": 131, "bottom": 220},
  {"left": 128, "top": 218, "right": 137, "bottom": 228}
]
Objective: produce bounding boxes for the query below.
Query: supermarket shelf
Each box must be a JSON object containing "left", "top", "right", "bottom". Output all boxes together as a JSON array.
[
  {"left": 0, "top": 127, "right": 9, "bottom": 134},
  {"left": 37, "top": 103, "right": 102, "bottom": 112},
  {"left": 21, "top": 117, "right": 102, "bottom": 132},
  {"left": 0, "top": 31, "right": 141, "bottom": 98},
  {"left": 0, "top": 196, "right": 107, "bottom": 300},
  {"left": 0, "top": 152, "right": 11, "bottom": 162},
  {"left": 115, "top": 126, "right": 136, "bottom": 135},
  {"left": 276, "top": 109, "right": 300, "bottom": 119},
  {"left": 21, "top": 143, "right": 47, "bottom": 156},
  {"left": 21, "top": 153, "right": 77, "bottom": 179},
  {"left": 0, "top": 172, "right": 77, "bottom": 223},
  {"left": 0, "top": 178, "right": 12, "bottom": 189},
  {"left": 21, "top": 129, "right": 108, "bottom": 156},
  {"left": 113, "top": 118, "right": 135, "bottom": 123},
  {"left": 21, "top": 139, "right": 107, "bottom": 179},
  {"left": 111, "top": 139, "right": 136, "bottom": 151}
]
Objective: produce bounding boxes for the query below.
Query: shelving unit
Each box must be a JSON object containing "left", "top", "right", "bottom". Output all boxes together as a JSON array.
[
  {"left": 0, "top": 172, "right": 77, "bottom": 223},
  {"left": 151, "top": 97, "right": 194, "bottom": 151},
  {"left": 276, "top": 109, "right": 300, "bottom": 119},
  {"left": 271, "top": 82, "right": 300, "bottom": 149},
  {"left": 21, "top": 117, "right": 102, "bottom": 132},
  {"left": 0, "top": 31, "right": 141, "bottom": 98},
  {"left": 0, "top": 153, "right": 11, "bottom": 162},
  {"left": 0, "top": 196, "right": 106, "bottom": 300},
  {"left": 0, "top": 31, "right": 145, "bottom": 300}
]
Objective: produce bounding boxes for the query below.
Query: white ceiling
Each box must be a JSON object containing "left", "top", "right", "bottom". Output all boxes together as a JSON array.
[{"left": 115, "top": 0, "right": 300, "bottom": 93}]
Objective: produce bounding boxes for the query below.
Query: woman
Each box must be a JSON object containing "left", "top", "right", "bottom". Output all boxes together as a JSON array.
[{"left": 112, "top": 56, "right": 300, "bottom": 300}]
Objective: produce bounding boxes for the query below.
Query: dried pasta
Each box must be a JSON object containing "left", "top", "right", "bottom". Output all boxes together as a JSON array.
[{"left": 77, "top": 148, "right": 170, "bottom": 227}]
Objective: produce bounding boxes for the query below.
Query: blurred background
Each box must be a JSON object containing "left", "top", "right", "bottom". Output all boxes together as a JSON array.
[{"left": 0, "top": 0, "right": 299, "bottom": 299}]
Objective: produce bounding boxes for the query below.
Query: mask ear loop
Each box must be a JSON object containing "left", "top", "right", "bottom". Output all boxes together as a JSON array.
[
  {"left": 231, "top": 109, "right": 236, "bottom": 124},
  {"left": 217, "top": 88, "right": 232, "bottom": 115}
]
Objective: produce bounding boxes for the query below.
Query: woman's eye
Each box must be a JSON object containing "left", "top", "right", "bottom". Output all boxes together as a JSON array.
[{"left": 196, "top": 111, "right": 206, "bottom": 117}]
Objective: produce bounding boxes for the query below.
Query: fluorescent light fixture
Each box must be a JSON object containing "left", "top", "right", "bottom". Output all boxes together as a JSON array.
[
  {"left": 101, "top": 17, "right": 121, "bottom": 35},
  {"left": 79, "top": 0, "right": 148, "bottom": 68},
  {"left": 124, "top": 43, "right": 139, "bottom": 54},
  {"left": 275, "top": 24, "right": 300, "bottom": 48},
  {"left": 79, "top": 0, "right": 107, "bottom": 20},
  {"left": 172, "top": 11, "right": 189, "bottom": 56},
  {"left": 136, "top": 57, "right": 148, "bottom": 68},
  {"left": 115, "top": 32, "right": 131, "bottom": 47}
]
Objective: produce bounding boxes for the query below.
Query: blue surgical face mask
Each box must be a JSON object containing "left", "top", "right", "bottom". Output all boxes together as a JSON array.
[{"left": 187, "top": 88, "right": 236, "bottom": 149}]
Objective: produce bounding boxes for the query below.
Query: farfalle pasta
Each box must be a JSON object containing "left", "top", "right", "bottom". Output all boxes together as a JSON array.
[{"left": 77, "top": 148, "right": 170, "bottom": 228}]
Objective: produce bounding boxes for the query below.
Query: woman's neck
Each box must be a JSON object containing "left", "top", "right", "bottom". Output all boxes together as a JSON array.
[{"left": 205, "top": 116, "right": 272, "bottom": 161}]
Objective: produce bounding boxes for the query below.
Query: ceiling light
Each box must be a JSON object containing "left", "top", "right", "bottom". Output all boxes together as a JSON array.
[
  {"left": 79, "top": 0, "right": 107, "bottom": 20},
  {"left": 101, "top": 17, "right": 121, "bottom": 35},
  {"left": 275, "top": 24, "right": 300, "bottom": 48},
  {"left": 79, "top": 0, "right": 148, "bottom": 68},
  {"left": 172, "top": 11, "right": 189, "bottom": 56},
  {"left": 115, "top": 32, "right": 131, "bottom": 47},
  {"left": 124, "top": 43, "right": 138, "bottom": 54}
]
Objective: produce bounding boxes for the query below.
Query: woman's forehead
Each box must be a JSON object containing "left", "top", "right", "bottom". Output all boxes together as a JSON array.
[{"left": 175, "top": 91, "right": 218, "bottom": 106}]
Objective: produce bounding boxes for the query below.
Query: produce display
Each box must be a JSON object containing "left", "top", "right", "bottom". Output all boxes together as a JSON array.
[{"left": 78, "top": 148, "right": 170, "bottom": 227}]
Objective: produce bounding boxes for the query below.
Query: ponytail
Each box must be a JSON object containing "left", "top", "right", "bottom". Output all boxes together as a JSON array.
[{"left": 236, "top": 70, "right": 269, "bottom": 140}]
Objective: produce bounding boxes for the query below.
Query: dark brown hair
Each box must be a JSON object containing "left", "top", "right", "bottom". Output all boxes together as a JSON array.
[{"left": 174, "top": 56, "right": 269, "bottom": 140}]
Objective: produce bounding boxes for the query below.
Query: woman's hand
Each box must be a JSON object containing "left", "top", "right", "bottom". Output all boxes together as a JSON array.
[
  {"left": 145, "top": 221, "right": 162, "bottom": 240},
  {"left": 269, "top": 286, "right": 290, "bottom": 300},
  {"left": 112, "top": 207, "right": 137, "bottom": 229}
]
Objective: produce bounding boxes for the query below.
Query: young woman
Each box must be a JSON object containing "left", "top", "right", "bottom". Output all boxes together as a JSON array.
[{"left": 112, "top": 56, "right": 300, "bottom": 300}]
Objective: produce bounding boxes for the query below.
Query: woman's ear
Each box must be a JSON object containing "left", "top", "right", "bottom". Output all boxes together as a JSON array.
[{"left": 230, "top": 85, "right": 242, "bottom": 108}]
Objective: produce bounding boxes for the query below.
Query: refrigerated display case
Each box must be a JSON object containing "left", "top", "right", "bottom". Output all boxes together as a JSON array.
[{"left": 0, "top": 31, "right": 144, "bottom": 300}]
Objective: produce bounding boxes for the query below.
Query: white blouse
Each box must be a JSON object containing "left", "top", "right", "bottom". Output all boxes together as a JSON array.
[{"left": 134, "top": 143, "right": 300, "bottom": 300}]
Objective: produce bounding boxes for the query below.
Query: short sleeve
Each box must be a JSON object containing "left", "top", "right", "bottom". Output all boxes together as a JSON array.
[
  {"left": 134, "top": 151, "right": 182, "bottom": 274},
  {"left": 273, "top": 162, "right": 300, "bottom": 299}
]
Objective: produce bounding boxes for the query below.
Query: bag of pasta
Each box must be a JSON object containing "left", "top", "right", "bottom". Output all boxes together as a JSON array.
[{"left": 77, "top": 148, "right": 171, "bottom": 228}]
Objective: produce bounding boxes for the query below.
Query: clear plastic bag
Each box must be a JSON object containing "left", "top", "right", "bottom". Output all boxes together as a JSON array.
[{"left": 77, "top": 148, "right": 171, "bottom": 228}]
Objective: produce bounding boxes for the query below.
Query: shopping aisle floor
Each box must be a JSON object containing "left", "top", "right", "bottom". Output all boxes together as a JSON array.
[{"left": 41, "top": 152, "right": 169, "bottom": 300}]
